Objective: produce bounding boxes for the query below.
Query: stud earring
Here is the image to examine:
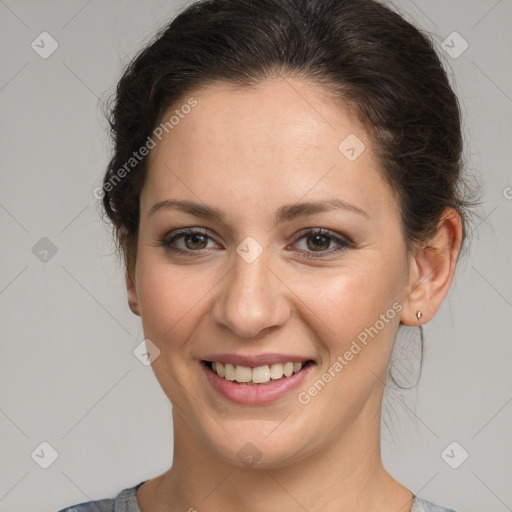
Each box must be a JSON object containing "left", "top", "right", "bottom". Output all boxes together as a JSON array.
[{"left": 416, "top": 310, "right": 423, "bottom": 322}]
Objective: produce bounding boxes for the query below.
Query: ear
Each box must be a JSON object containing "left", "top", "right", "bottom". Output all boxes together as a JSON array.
[
  {"left": 400, "top": 207, "right": 463, "bottom": 326},
  {"left": 126, "top": 268, "right": 141, "bottom": 316}
]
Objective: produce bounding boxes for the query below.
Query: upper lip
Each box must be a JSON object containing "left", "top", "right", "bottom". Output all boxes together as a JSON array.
[{"left": 202, "top": 353, "right": 314, "bottom": 367}]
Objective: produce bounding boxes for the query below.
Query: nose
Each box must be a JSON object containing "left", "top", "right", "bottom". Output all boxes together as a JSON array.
[{"left": 211, "top": 247, "right": 291, "bottom": 339}]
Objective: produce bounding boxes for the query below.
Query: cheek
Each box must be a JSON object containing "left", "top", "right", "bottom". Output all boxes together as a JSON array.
[
  {"left": 135, "top": 255, "right": 215, "bottom": 348},
  {"left": 289, "top": 258, "right": 403, "bottom": 364},
  {"left": 134, "top": 256, "right": 217, "bottom": 406},
  {"left": 300, "top": 266, "right": 397, "bottom": 328}
]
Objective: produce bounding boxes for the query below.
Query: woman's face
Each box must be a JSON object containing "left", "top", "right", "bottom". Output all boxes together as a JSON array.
[{"left": 129, "top": 77, "right": 414, "bottom": 468}]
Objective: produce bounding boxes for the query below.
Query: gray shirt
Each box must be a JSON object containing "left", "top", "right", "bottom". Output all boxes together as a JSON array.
[{"left": 57, "top": 481, "right": 459, "bottom": 511}]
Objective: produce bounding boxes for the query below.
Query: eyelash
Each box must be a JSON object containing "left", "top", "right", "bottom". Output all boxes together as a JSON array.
[{"left": 154, "top": 227, "right": 352, "bottom": 259}]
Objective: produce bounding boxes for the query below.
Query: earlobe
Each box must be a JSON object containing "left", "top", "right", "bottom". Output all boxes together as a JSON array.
[
  {"left": 125, "top": 268, "right": 141, "bottom": 316},
  {"left": 400, "top": 207, "right": 462, "bottom": 326}
]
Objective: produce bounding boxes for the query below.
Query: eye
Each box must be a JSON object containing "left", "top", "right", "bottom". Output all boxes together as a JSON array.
[
  {"left": 155, "top": 227, "right": 219, "bottom": 255},
  {"left": 154, "top": 227, "right": 352, "bottom": 259},
  {"left": 289, "top": 228, "right": 352, "bottom": 258}
]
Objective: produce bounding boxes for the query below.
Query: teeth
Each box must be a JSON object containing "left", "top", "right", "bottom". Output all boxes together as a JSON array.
[
  {"left": 283, "top": 362, "right": 294, "bottom": 377},
  {"left": 225, "top": 363, "right": 236, "bottom": 381},
  {"left": 252, "top": 365, "right": 271, "bottom": 383},
  {"left": 215, "top": 361, "right": 225, "bottom": 378},
  {"left": 235, "top": 365, "right": 251, "bottom": 383},
  {"left": 269, "top": 363, "right": 284, "bottom": 379},
  {"left": 209, "top": 361, "right": 307, "bottom": 384}
]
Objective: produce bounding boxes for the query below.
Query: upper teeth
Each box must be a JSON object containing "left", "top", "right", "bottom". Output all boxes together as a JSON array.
[{"left": 211, "top": 361, "right": 306, "bottom": 384}]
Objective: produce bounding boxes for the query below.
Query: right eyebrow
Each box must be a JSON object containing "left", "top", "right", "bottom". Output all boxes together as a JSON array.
[{"left": 148, "top": 199, "right": 225, "bottom": 221}]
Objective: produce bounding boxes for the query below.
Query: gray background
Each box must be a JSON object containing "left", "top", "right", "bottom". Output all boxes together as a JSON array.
[{"left": 0, "top": 1, "right": 511, "bottom": 511}]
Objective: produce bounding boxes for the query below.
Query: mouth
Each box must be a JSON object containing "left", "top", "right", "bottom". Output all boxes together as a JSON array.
[
  {"left": 201, "top": 359, "right": 315, "bottom": 385},
  {"left": 200, "top": 357, "right": 316, "bottom": 405}
]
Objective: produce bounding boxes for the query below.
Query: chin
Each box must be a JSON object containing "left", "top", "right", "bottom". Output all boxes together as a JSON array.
[{"left": 205, "top": 423, "right": 315, "bottom": 471}]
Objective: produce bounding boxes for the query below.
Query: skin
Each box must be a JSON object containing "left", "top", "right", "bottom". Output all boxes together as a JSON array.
[{"left": 125, "top": 76, "right": 462, "bottom": 512}]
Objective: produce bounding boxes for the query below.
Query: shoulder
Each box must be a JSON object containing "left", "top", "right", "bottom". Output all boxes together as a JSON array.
[
  {"left": 412, "top": 495, "right": 459, "bottom": 512},
  {"left": 56, "top": 481, "right": 146, "bottom": 512},
  {"left": 57, "top": 498, "right": 114, "bottom": 512}
]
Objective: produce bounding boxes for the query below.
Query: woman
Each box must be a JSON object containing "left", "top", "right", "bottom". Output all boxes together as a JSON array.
[{"left": 59, "top": 0, "right": 477, "bottom": 510}]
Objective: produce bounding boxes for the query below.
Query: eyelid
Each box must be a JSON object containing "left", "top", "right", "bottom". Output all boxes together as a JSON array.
[{"left": 292, "top": 227, "right": 352, "bottom": 244}]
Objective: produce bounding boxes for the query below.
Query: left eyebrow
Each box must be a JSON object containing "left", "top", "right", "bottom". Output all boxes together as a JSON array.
[
  {"left": 147, "top": 198, "right": 370, "bottom": 222},
  {"left": 275, "top": 199, "right": 370, "bottom": 222}
]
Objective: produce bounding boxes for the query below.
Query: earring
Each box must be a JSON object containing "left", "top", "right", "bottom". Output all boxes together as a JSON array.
[{"left": 416, "top": 310, "right": 424, "bottom": 351}]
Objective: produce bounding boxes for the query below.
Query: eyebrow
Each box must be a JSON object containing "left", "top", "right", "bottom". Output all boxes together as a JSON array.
[{"left": 148, "top": 198, "right": 370, "bottom": 223}]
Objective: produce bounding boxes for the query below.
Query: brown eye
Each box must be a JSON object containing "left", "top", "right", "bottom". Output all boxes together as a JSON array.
[
  {"left": 182, "top": 233, "right": 209, "bottom": 250},
  {"left": 157, "top": 227, "right": 219, "bottom": 255},
  {"left": 291, "top": 228, "right": 351, "bottom": 259},
  {"left": 305, "top": 233, "right": 332, "bottom": 251}
]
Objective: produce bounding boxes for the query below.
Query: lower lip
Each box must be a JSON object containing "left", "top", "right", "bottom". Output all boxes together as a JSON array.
[{"left": 201, "top": 361, "right": 315, "bottom": 405}]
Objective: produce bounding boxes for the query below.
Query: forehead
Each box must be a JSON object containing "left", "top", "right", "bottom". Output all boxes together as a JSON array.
[
  {"left": 151, "top": 77, "right": 367, "bottom": 157},
  {"left": 141, "top": 77, "right": 395, "bottom": 220}
]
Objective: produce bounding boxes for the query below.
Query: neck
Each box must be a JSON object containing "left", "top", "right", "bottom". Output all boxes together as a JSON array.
[{"left": 148, "top": 406, "right": 413, "bottom": 512}]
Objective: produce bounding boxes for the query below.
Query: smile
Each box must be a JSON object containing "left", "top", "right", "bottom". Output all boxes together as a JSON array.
[
  {"left": 206, "top": 360, "right": 312, "bottom": 385},
  {"left": 200, "top": 358, "right": 316, "bottom": 405}
]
